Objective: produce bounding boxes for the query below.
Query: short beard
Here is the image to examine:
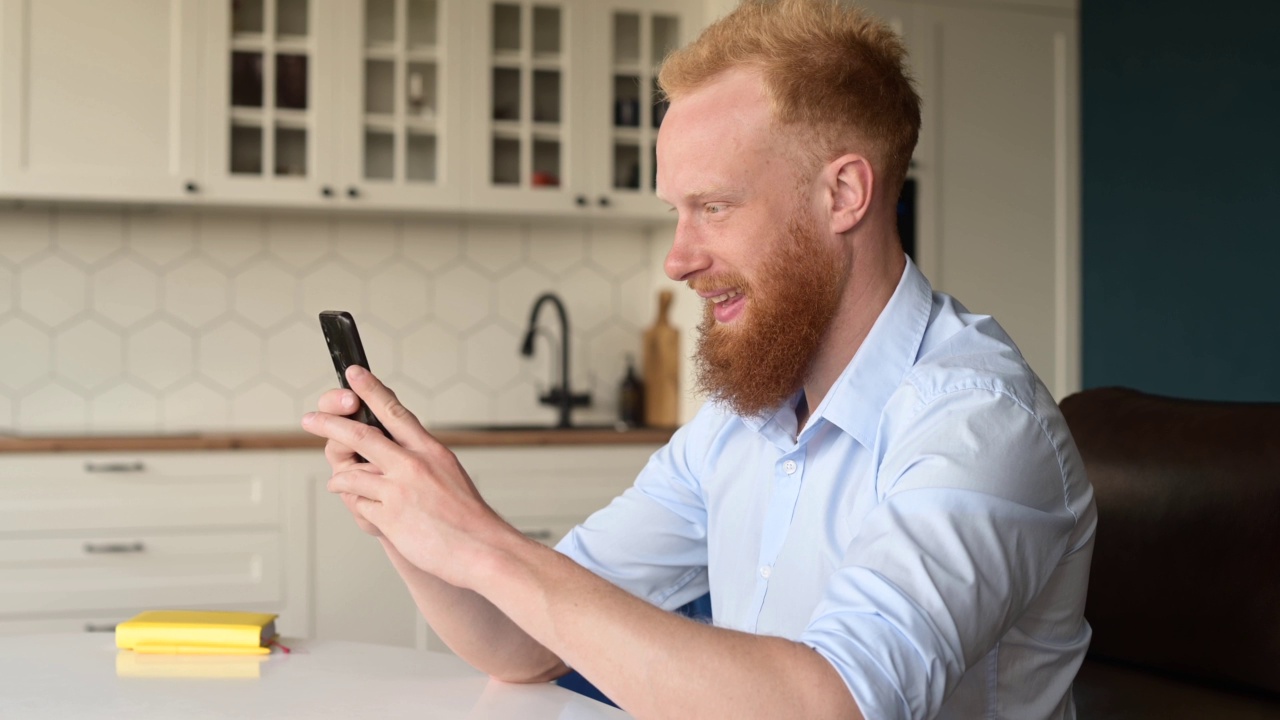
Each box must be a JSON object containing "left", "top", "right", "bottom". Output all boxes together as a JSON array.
[{"left": 692, "top": 209, "right": 849, "bottom": 418}]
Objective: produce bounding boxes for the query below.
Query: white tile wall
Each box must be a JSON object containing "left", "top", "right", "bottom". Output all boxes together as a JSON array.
[{"left": 0, "top": 206, "right": 662, "bottom": 434}]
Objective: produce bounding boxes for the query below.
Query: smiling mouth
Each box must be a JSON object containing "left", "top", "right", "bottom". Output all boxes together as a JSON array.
[{"left": 708, "top": 289, "right": 741, "bottom": 304}]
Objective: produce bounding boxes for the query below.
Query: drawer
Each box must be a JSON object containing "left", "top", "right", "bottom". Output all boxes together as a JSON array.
[
  {"left": 0, "top": 452, "right": 283, "bottom": 533},
  {"left": 0, "top": 531, "right": 283, "bottom": 616}
]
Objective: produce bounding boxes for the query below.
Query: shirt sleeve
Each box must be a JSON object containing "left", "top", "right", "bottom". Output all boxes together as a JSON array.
[
  {"left": 799, "top": 386, "right": 1080, "bottom": 720},
  {"left": 554, "top": 412, "right": 716, "bottom": 611}
]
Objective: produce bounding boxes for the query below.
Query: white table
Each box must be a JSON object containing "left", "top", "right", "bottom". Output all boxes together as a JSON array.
[{"left": 0, "top": 634, "right": 631, "bottom": 719}]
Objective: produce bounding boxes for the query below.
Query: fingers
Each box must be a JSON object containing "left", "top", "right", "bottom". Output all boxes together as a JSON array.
[
  {"left": 327, "top": 466, "right": 386, "bottom": 502},
  {"left": 303, "top": 411, "right": 401, "bottom": 468},
  {"left": 343, "top": 366, "right": 438, "bottom": 450},
  {"left": 339, "top": 492, "right": 384, "bottom": 537},
  {"left": 318, "top": 387, "right": 360, "bottom": 416},
  {"left": 324, "top": 438, "right": 363, "bottom": 472}
]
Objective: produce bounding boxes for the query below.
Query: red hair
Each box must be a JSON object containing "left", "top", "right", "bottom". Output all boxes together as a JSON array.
[{"left": 659, "top": 0, "right": 921, "bottom": 195}]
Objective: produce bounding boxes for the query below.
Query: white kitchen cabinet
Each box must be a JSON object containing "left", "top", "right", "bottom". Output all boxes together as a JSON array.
[
  {"left": 0, "top": 444, "right": 655, "bottom": 650},
  {"left": 0, "top": 0, "right": 692, "bottom": 219},
  {"left": 820, "top": 0, "right": 1080, "bottom": 400},
  {"left": 0, "top": 0, "right": 201, "bottom": 201},
  {"left": 200, "top": 0, "right": 467, "bottom": 210},
  {"left": 0, "top": 451, "right": 313, "bottom": 638},
  {"left": 589, "top": 0, "right": 695, "bottom": 218},
  {"left": 915, "top": 2, "right": 1080, "bottom": 400},
  {"left": 308, "top": 443, "right": 655, "bottom": 651},
  {"left": 418, "top": 445, "right": 656, "bottom": 651},
  {"left": 465, "top": 0, "right": 698, "bottom": 220}
]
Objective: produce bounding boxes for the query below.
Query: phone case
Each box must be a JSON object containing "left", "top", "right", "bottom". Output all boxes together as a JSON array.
[{"left": 319, "top": 310, "right": 389, "bottom": 437}]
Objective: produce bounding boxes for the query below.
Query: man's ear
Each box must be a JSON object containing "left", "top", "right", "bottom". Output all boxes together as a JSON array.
[{"left": 825, "top": 154, "right": 874, "bottom": 235}]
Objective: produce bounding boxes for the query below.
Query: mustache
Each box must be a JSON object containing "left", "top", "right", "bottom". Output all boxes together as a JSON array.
[{"left": 687, "top": 274, "right": 749, "bottom": 294}]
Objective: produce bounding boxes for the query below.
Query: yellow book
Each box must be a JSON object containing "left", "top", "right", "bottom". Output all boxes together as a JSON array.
[
  {"left": 115, "top": 650, "right": 267, "bottom": 679},
  {"left": 115, "top": 610, "right": 278, "bottom": 655}
]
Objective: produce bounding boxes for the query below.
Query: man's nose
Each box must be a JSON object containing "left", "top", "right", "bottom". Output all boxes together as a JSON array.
[{"left": 664, "top": 220, "right": 710, "bottom": 282}]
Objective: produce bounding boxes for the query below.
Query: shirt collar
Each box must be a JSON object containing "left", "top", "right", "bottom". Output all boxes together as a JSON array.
[{"left": 799, "top": 256, "right": 933, "bottom": 448}]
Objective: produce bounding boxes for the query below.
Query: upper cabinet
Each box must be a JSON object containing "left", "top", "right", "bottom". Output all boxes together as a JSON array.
[
  {"left": 467, "top": 0, "right": 694, "bottom": 220},
  {"left": 0, "top": 0, "right": 692, "bottom": 219},
  {"left": 0, "top": 0, "right": 201, "bottom": 201},
  {"left": 200, "top": 0, "right": 339, "bottom": 205},
  {"left": 593, "top": 0, "right": 690, "bottom": 218},
  {"left": 200, "top": 0, "right": 465, "bottom": 210}
]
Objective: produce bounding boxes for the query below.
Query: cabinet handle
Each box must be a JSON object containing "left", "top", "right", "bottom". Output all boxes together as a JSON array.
[
  {"left": 84, "top": 461, "right": 145, "bottom": 473},
  {"left": 321, "top": 185, "right": 334, "bottom": 198},
  {"left": 84, "top": 623, "right": 118, "bottom": 633},
  {"left": 574, "top": 195, "right": 588, "bottom": 207},
  {"left": 83, "top": 541, "right": 146, "bottom": 555},
  {"left": 184, "top": 181, "right": 199, "bottom": 194},
  {"left": 597, "top": 195, "right": 611, "bottom": 208},
  {"left": 347, "top": 186, "right": 360, "bottom": 199},
  {"left": 521, "top": 529, "right": 554, "bottom": 541}
]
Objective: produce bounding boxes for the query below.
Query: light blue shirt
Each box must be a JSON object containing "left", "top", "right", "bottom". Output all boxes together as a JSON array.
[{"left": 557, "top": 258, "right": 1096, "bottom": 720}]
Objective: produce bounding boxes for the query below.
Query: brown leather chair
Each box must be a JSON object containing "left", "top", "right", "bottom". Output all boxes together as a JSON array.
[{"left": 1060, "top": 387, "right": 1280, "bottom": 718}]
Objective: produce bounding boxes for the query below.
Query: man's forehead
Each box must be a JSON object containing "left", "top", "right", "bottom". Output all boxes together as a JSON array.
[
  {"left": 666, "top": 67, "right": 772, "bottom": 131},
  {"left": 656, "top": 69, "right": 783, "bottom": 199}
]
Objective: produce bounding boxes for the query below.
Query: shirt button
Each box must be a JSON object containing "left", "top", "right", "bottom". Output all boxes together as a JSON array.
[
  {"left": 760, "top": 565, "right": 772, "bottom": 579},
  {"left": 783, "top": 460, "right": 798, "bottom": 475}
]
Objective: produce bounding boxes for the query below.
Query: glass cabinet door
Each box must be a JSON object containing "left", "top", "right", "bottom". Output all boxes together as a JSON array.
[
  {"left": 470, "top": 0, "right": 583, "bottom": 213},
  {"left": 340, "top": 0, "right": 462, "bottom": 207},
  {"left": 592, "top": 1, "right": 692, "bottom": 218},
  {"left": 204, "top": 0, "right": 335, "bottom": 203}
]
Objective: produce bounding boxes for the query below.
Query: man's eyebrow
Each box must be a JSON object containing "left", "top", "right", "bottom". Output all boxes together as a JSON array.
[{"left": 662, "top": 186, "right": 741, "bottom": 205}]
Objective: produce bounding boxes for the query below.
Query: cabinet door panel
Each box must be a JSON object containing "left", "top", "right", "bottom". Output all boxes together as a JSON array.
[
  {"left": 0, "top": 0, "right": 199, "bottom": 201},
  {"left": 587, "top": 0, "right": 699, "bottom": 220},
  {"left": 332, "top": 0, "right": 466, "bottom": 210},
  {"left": 0, "top": 453, "right": 283, "bottom": 534},
  {"left": 466, "top": 0, "right": 593, "bottom": 216},
  {"left": 201, "top": 0, "right": 337, "bottom": 205},
  {"left": 921, "top": 5, "right": 1078, "bottom": 396},
  {"left": 0, "top": 531, "right": 283, "bottom": 615}
]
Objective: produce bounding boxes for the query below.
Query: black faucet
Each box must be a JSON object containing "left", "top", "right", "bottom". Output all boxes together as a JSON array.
[{"left": 520, "top": 292, "right": 592, "bottom": 428}]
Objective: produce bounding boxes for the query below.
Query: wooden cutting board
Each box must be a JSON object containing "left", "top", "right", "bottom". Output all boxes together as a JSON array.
[{"left": 643, "top": 290, "right": 680, "bottom": 428}]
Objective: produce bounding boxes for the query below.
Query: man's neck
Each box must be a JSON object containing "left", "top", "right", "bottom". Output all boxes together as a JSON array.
[{"left": 799, "top": 244, "right": 907, "bottom": 423}]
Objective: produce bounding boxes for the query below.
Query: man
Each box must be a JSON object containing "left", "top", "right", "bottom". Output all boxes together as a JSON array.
[{"left": 302, "top": 1, "right": 1096, "bottom": 718}]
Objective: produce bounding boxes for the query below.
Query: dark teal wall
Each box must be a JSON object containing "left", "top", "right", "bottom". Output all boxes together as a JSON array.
[{"left": 1082, "top": 1, "right": 1280, "bottom": 401}]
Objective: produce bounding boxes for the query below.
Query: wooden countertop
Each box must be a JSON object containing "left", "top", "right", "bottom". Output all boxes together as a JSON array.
[{"left": 0, "top": 426, "right": 675, "bottom": 453}]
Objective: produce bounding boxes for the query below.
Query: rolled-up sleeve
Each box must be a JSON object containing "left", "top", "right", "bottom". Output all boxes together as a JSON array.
[{"left": 800, "top": 388, "right": 1078, "bottom": 720}]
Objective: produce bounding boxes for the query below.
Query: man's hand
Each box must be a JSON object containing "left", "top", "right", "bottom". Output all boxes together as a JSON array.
[
  {"left": 303, "top": 365, "right": 514, "bottom": 590},
  {"left": 314, "top": 385, "right": 385, "bottom": 537}
]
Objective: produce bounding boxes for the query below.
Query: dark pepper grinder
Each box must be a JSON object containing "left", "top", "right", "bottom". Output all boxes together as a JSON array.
[{"left": 618, "top": 354, "right": 645, "bottom": 428}]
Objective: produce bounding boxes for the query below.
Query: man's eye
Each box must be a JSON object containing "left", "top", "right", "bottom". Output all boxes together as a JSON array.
[{"left": 705, "top": 204, "right": 726, "bottom": 214}]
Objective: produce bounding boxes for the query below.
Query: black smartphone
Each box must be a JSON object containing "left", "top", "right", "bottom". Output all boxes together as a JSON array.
[{"left": 319, "top": 311, "right": 389, "bottom": 442}]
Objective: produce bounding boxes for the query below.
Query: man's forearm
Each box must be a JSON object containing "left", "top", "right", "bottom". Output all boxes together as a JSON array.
[
  {"left": 472, "top": 535, "right": 863, "bottom": 720},
  {"left": 377, "top": 537, "right": 567, "bottom": 682}
]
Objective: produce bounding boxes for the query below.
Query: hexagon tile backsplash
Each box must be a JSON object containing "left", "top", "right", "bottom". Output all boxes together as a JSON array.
[{"left": 0, "top": 207, "right": 661, "bottom": 434}]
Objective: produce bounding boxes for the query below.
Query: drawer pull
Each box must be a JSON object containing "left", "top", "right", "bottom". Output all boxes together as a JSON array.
[
  {"left": 521, "top": 529, "right": 554, "bottom": 541},
  {"left": 84, "top": 461, "right": 145, "bottom": 474},
  {"left": 84, "top": 623, "right": 117, "bottom": 633},
  {"left": 83, "top": 541, "right": 146, "bottom": 555}
]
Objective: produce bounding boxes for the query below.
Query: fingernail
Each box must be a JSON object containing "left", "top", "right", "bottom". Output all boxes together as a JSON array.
[
  {"left": 347, "top": 365, "right": 367, "bottom": 380},
  {"left": 341, "top": 393, "right": 356, "bottom": 409},
  {"left": 302, "top": 412, "right": 316, "bottom": 425}
]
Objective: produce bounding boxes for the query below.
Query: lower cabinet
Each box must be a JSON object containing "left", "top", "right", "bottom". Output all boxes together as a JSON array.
[
  {"left": 306, "top": 444, "right": 659, "bottom": 651},
  {"left": 0, "top": 444, "right": 655, "bottom": 650},
  {"left": 0, "top": 451, "right": 312, "bottom": 639}
]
